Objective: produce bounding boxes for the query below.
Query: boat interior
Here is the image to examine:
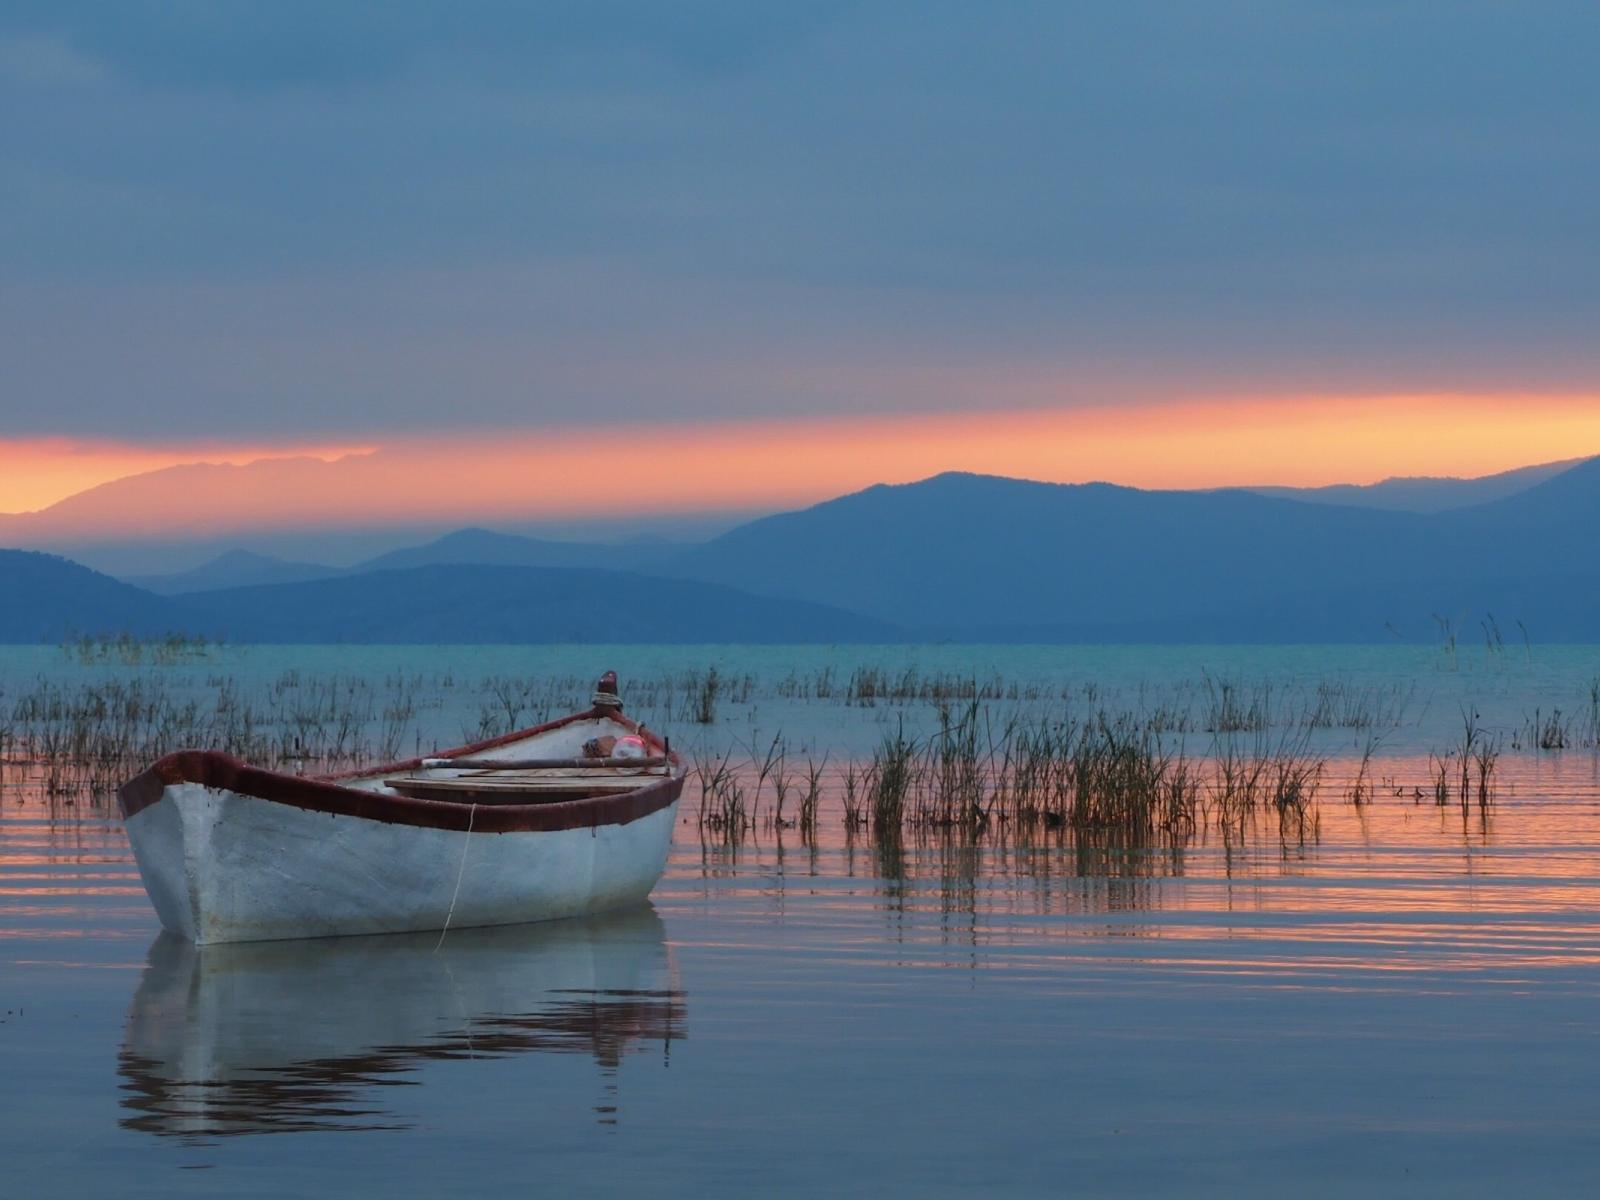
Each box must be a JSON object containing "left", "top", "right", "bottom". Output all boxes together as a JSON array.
[{"left": 346, "top": 715, "right": 676, "bottom": 806}]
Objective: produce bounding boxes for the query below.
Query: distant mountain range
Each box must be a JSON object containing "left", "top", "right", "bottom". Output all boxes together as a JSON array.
[
  {"left": 661, "top": 460, "right": 1600, "bottom": 640},
  {"left": 0, "top": 554, "right": 898, "bottom": 644},
  {"left": 1244, "top": 457, "right": 1588, "bottom": 513},
  {"left": 5, "top": 457, "right": 1600, "bottom": 643},
  {"left": 174, "top": 565, "right": 900, "bottom": 644},
  {"left": 125, "top": 528, "right": 681, "bottom": 595},
  {"left": 124, "top": 548, "right": 342, "bottom": 594}
]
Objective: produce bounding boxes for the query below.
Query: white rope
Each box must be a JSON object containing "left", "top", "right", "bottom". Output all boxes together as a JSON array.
[
  {"left": 434, "top": 802, "right": 477, "bottom": 952},
  {"left": 592, "top": 692, "right": 623, "bottom": 708}
]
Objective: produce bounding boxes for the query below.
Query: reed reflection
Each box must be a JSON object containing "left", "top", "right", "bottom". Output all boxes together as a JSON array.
[{"left": 118, "top": 906, "right": 684, "bottom": 1141}]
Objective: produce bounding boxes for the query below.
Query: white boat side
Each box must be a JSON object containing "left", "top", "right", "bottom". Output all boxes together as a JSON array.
[{"left": 118, "top": 687, "right": 684, "bottom": 946}]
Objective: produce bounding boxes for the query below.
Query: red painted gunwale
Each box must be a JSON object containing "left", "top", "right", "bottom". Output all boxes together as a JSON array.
[{"left": 117, "top": 704, "right": 684, "bottom": 835}]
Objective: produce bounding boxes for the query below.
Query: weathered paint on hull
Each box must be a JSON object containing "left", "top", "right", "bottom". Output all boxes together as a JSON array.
[{"left": 125, "top": 783, "right": 680, "bottom": 945}]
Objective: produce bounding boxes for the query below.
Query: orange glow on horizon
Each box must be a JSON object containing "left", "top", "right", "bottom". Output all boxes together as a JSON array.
[
  {"left": 0, "top": 437, "right": 374, "bottom": 514},
  {"left": 4, "top": 394, "right": 1600, "bottom": 537}
]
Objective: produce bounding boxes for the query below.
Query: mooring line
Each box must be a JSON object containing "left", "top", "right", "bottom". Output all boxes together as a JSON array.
[{"left": 434, "top": 802, "right": 477, "bottom": 952}]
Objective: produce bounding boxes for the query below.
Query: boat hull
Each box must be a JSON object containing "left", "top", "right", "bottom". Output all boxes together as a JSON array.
[{"left": 125, "top": 779, "right": 680, "bottom": 945}]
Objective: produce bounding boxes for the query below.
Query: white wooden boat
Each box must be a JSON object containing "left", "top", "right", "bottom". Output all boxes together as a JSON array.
[{"left": 118, "top": 673, "right": 684, "bottom": 945}]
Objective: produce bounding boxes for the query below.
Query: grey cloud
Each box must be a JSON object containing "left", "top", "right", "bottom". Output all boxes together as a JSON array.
[{"left": 0, "top": 2, "right": 1596, "bottom": 436}]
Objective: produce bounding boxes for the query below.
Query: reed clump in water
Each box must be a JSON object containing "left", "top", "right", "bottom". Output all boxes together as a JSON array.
[
  {"left": 747, "top": 733, "right": 787, "bottom": 828},
  {"left": 1202, "top": 674, "right": 1273, "bottom": 734},
  {"left": 1427, "top": 750, "right": 1455, "bottom": 807},
  {"left": 1209, "top": 728, "right": 1324, "bottom": 840},
  {"left": 1422, "top": 712, "right": 1502, "bottom": 810},
  {"left": 1458, "top": 711, "right": 1502, "bottom": 809},
  {"left": 63, "top": 632, "right": 219, "bottom": 667},
  {"left": 867, "top": 721, "right": 918, "bottom": 836},
  {"left": 470, "top": 676, "right": 552, "bottom": 741},
  {"left": 1346, "top": 734, "right": 1381, "bottom": 807},
  {"left": 917, "top": 700, "right": 990, "bottom": 831},
  {"left": 838, "top": 761, "right": 871, "bottom": 834},
  {"left": 692, "top": 668, "right": 720, "bottom": 725},
  {"left": 1519, "top": 707, "right": 1572, "bottom": 752},
  {"left": 845, "top": 668, "right": 1017, "bottom": 708},
  {"left": 1471, "top": 733, "right": 1503, "bottom": 808},
  {"left": 695, "top": 748, "right": 749, "bottom": 839},
  {"left": 1069, "top": 716, "right": 1199, "bottom": 835},
  {"left": 1301, "top": 680, "right": 1415, "bottom": 732},
  {"left": 835, "top": 704, "right": 1206, "bottom": 841},
  {"left": 798, "top": 757, "right": 827, "bottom": 838},
  {"left": 987, "top": 711, "right": 1200, "bottom": 839}
]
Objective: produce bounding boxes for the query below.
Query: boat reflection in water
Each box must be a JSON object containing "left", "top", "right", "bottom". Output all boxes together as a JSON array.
[{"left": 118, "top": 905, "right": 684, "bottom": 1139}]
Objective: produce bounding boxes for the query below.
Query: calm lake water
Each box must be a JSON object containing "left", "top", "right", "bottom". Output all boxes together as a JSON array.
[{"left": 5, "top": 645, "right": 1600, "bottom": 1196}]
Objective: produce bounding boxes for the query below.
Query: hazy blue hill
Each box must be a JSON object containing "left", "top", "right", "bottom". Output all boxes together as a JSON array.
[
  {"left": 664, "top": 473, "right": 1447, "bottom": 630},
  {"left": 0, "top": 550, "right": 183, "bottom": 641},
  {"left": 125, "top": 549, "right": 341, "bottom": 595},
  {"left": 0, "top": 550, "right": 901, "bottom": 644},
  {"left": 122, "top": 528, "right": 683, "bottom": 595},
  {"left": 355, "top": 528, "right": 680, "bottom": 573},
  {"left": 173, "top": 564, "right": 903, "bottom": 644},
  {"left": 1451, "top": 452, "right": 1600, "bottom": 520},
  {"left": 663, "top": 469, "right": 1600, "bottom": 640},
  {"left": 1247, "top": 457, "right": 1587, "bottom": 513},
  {"left": 1426, "top": 457, "right": 1600, "bottom": 579}
]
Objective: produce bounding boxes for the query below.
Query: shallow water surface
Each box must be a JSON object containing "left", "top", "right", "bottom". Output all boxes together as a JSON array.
[{"left": 5, "top": 649, "right": 1600, "bottom": 1195}]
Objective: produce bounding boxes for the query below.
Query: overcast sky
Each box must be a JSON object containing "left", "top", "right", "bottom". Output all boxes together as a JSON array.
[{"left": 2, "top": 1, "right": 1597, "bottom": 441}]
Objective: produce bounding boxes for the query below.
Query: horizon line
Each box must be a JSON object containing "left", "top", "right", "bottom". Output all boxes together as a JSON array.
[{"left": 4, "top": 395, "right": 1600, "bottom": 533}]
